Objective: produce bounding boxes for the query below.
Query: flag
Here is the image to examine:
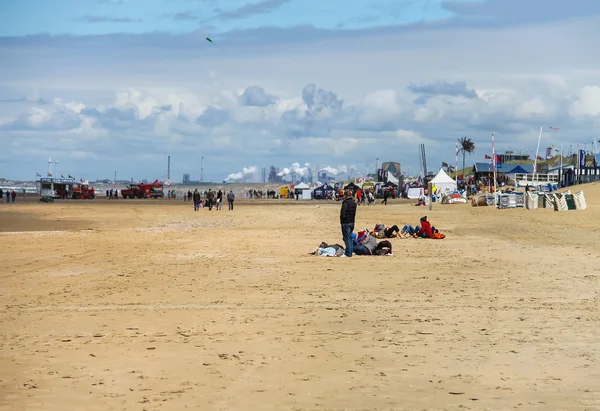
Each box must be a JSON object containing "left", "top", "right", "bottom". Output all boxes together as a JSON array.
[
  {"left": 47, "top": 172, "right": 52, "bottom": 177},
  {"left": 549, "top": 126, "right": 560, "bottom": 131},
  {"left": 495, "top": 154, "right": 502, "bottom": 169},
  {"left": 579, "top": 149, "right": 586, "bottom": 168},
  {"left": 68, "top": 174, "right": 73, "bottom": 179},
  {"left": 484, "top": 154, "right": 492, "bottom": 159},
  {"left": 36, "top": 172, "right": 41, "bottom": 177},
  {"left": 441, "top": 162, "right": 448, "bottom": 168},
  {"left": 61, "top": 174, "right": 65, "bottom": 178}
]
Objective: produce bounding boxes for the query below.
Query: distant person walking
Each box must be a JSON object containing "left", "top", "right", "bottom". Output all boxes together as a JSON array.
[
  {"left": 216, "top": 190, "right": 223, "bottom": 211},
  {"left": 227, "top": 190, "right": 235, "bottom": 210},
  {"left": 11, "top": 190, "right": 16, "bottom": 203},
  {"left": 192, "top": 189, "right": 201, "bottom": 211},
  {"left": 206, "top": 189, "right": 215, "bottom": 211},
  {"left": 6, "top": 190, "right": 10, "bottom": 203},
  {"left": 340, "top": 190, "right": 357, "bottom": 257}
]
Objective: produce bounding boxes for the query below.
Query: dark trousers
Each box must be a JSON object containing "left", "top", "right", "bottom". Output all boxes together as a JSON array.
[
  {"left": 385, "top": 225, "right": 400, "bottom": 237},
  {"left": 207, "top": 199, "right": 213, "bottom": 210},
  {"left": 353, "top": 244, "right": 371, "bottom": 255},
  {"left": 228, "top": 199, "right": 234, "bottom": 210},
  {"left": 341, "top": 223, "right": 354, "bottom": 257},
  {"left": 194, "top": 201, "right": 200, "bottom": 211}
]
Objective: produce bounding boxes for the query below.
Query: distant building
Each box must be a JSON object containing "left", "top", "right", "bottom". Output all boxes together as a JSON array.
[
  {"left": 499, "top": 151, "right": 530, "bottom": 163},
  {"left": 183, "top": 173, "right": 190, "bottom": 184},
  {"left": 141, "top": 179, "right": 148, "bottom": 184},
  {"left": 318, "top": 172, "right": 334, "bottom": 184},
  {"left": 381, "top": 162, "right": 402, "bottom": 180}
]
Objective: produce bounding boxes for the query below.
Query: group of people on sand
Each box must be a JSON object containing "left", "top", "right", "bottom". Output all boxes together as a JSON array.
[
  {"left": 338, "top": 189, "right": 444, "bottom": 258},
  {"left": 0, "top": 189, "right": 17, "bottom": 203},
  {"left": 188, "top": 188, "right": 236, "bottom": 212}
]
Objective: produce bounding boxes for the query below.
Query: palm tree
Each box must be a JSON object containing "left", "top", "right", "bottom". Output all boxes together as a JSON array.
[{"left": 457, "top": 136, "right": 476, "bottom": 178}]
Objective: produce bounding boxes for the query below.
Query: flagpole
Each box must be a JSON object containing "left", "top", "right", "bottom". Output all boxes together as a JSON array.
[
  {"left": 533, "top": 126, "right": 543, "bottom": 183},
  {"left": 492, "top": 133, "right": 497, "bottom": 204},
  {"left": 560, "top": 145, "right": 563, "bottom": 187},
  {"left": 455, "top": 142, "right": 459, "bottom": 187},
  {"left": 577, "top": 143, "right": 581, "bottom": 185}
]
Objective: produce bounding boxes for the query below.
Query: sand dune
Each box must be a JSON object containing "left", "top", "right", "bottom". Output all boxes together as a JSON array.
[{"left": 1, "top": 184, "right": 599, "bottom": 410}]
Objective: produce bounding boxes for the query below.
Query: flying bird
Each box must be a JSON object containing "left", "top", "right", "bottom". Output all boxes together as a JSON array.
[{"left": 206, "top": 37, "right": 225, "bottom": 51}]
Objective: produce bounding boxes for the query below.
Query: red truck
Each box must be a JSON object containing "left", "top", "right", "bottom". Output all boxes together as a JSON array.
[
  {"left": 71, "top": 183, "right": 96, "bottom": 199},
  {"left": 121, "top": 180, "right": 164, "bottom": 199}
]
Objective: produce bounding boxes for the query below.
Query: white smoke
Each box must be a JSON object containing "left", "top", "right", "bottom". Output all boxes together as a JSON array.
[
  {"left": 319, "top": 166, "right": 338, "bottom": 175},
  {"left": 319, "top": 164, "right": 352, "bottom": 176},
  {"left": 277, "top": 162, "right": 311, "bottom": 177},
  {"left": 226, "top": 166, "right": 258, "bottom": 181}
]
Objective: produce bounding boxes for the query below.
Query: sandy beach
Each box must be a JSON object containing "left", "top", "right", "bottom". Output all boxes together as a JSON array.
[{"left": 1, "top": 187, "right": 599, "bottom": 411}]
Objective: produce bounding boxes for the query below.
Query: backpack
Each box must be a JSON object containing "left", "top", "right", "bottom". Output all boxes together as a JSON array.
[{"left": 430, "top": 232, "right": 446, "bottom": 240}]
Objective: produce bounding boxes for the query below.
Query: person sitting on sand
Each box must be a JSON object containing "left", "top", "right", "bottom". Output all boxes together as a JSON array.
[
  {"left": 402, "top": 216, "right": 440, "bottom": 239},
  {"left": 401, "top": 216, "right": 437, "bottom": 238}
]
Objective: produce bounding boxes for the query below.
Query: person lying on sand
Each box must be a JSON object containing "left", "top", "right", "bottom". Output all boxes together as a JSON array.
[{"left": 371, "top": 224, "right": 401, "bottom": 239}]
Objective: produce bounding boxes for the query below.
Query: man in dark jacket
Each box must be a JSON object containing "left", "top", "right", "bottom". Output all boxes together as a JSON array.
[
  {"left": 192, "top": 189, "right": 201, "bottom": 211},
  {"left": 227, "top": 190, "right": 235, "bottom": 210},
  {"left": 340, "top": 190, "right": 357, "bottom": 257},
  {"left": 206, "top": 189, "right": 215, "bottom": 210}
]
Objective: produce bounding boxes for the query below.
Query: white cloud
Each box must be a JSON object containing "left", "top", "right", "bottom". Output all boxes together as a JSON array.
[
  {"left": 569, "top": 86, "right": 600, "bottom": 117},
  {"left": 1, "top": 14, "right": 600, "bottom": 180}
]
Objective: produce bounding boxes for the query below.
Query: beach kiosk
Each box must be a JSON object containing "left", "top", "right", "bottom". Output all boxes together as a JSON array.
[
  {"left": 294, "top": 182, "right": 312, "bottom": 200},
  {"left": 36, "top": 176, "right": 76, "bottom": 198}
]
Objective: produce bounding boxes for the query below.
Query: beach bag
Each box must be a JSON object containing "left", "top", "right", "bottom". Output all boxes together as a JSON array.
[{"left": 430, "top": 232, "right": 446, "bottom": 240}]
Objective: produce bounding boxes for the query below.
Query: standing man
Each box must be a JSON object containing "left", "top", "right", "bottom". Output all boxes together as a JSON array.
[
  {"left": 192, "top": 189, "right": 201, "bottom": 211},
  {"left": 206, "top": 189, "right": 215, "bottom": 210},
  {"left": 340, "top": 189, "right": 357, "bottom": 257},
  {"left": 227, "top": 190, "right": 235, "bottom": 210}
]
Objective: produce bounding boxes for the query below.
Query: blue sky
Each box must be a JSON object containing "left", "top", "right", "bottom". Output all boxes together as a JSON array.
[
  {"left": 1, "top": 0, "right": 600, "bottom": 182},
  {"left": 0, "top": 0, "right": 463, "bottom": 36}
]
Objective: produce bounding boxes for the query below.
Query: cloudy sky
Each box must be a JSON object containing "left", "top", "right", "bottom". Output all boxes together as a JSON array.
[{"left": 1, "top": 0, "right": 600, "bottom": 182}]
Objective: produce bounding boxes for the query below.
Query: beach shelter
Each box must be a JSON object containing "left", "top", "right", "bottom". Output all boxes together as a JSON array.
[
  {"left": 294, "top": 182, "right": 312, "bottom": 199},
  {"left": 430, "top": 168, "right": 457, "bottom": 193},
  {"left": 343, "top": 182, "right": 360, "bottom": 193},
  {"left": 313, "top": 183, "right": 334, "bottom": 200}
]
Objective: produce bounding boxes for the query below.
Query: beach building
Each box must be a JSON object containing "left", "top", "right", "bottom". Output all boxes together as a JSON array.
[{"left": 36, "top": 177, "right": 77, "bottom": 198}]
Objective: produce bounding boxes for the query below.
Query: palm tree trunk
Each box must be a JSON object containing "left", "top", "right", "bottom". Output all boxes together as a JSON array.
[{"left": 462, "top": 152, "right": 466, "bottom": 181}]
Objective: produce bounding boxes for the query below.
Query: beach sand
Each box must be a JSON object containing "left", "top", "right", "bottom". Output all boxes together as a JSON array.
[{"left": 1, "top": 187, "right": 599, "bottom": 410}]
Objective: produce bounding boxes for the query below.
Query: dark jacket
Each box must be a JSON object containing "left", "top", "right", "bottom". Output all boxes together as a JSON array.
[
  {"left": 207, "top": 191, "right": 215, "bottom": 200},
  {"left": 192, "top": 191, "right": 201, "bottom": 202},
  {"left": 227, "top": 191, "right": 235, "bottom": 200},
  {"left": 340, "top": 197, "right": 357, "bottom": 224}
]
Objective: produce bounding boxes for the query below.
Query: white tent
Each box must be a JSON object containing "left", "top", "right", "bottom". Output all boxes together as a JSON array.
[
  {"left": 387, "top": 173, "right": 399, "bottom": 185},
  {"left": 430, "top": 168, "right": 457, "bottom": 193},
  {"left": 294, "top": 182, "right": 312, "bottom": 199}
]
